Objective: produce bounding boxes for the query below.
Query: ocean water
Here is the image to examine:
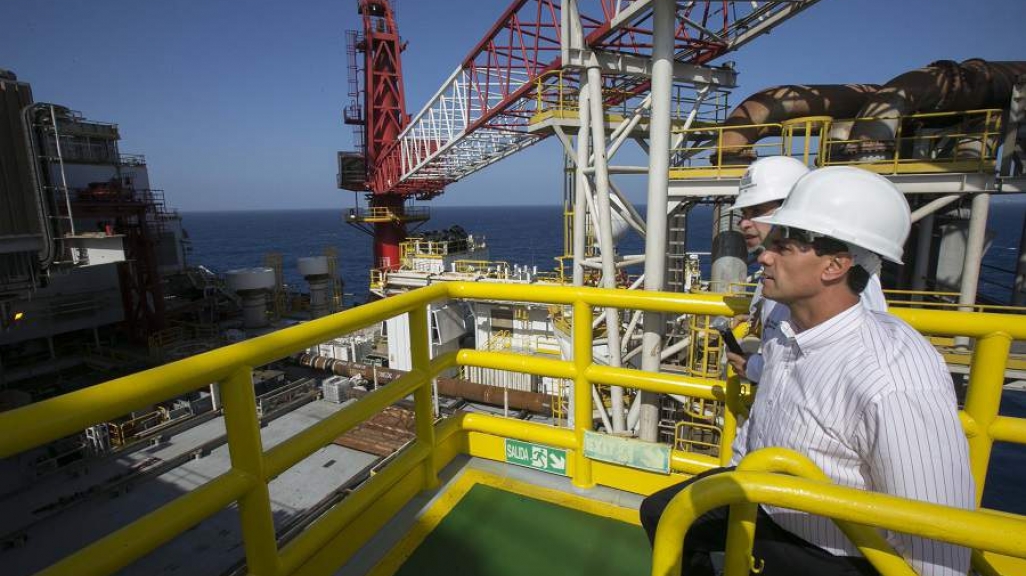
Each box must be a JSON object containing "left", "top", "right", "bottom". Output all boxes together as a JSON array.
[
  {"left": 183, "top": 205, "right": 709, "bottom": 303},
  {"left": 182, "top": 202, "right": 1026, "bottom": 513},
  {"left": 183, "top": 202, "right": 1026, "bottom": 305}
]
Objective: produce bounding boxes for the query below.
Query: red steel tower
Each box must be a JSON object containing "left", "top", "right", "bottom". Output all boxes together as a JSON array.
[{"left": 340, "top": 0, "right": 434, "bottom": 272}]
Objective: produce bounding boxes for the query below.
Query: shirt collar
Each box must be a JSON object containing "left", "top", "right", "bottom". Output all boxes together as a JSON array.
[{"left": 779, "top": 302, "right": 865, "bottom": 354}]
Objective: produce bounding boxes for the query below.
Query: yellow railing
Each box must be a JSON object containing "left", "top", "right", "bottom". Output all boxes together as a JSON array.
[
  {"left": 651, "top": 449, "right": 1026, "bottom": 576},
  {"left": 346, "top": 205, "right": 430, "bottom": 222},
  {"left": 1, "top": 282, "right": 1024, "bottom": 576},
  {"left": 819, "top": 108, "right": 1003, "bottom": 174},
  {"left": 670, "top": 121, "right": 786, "bottom": 177},
  {"left": 400, "top": 238, "right": 477, "bottom": 259},
  {"left": 531, "top": 69, "right": 729, "bottom": 127},
  {"left": 668, "top": 108, "right": 1003, "bottom": 179},
  {"left": 883, "top": 289, "right": 1026, "bottom": 314},
  {"left": 533, "top": 69, "right": 581, "bottom": 118},
  {"left": 369, "top": 268, "right": 386, "bottom": 290},
  {"left": 451, "top": 259, "right": 510, "bottom": 275}
]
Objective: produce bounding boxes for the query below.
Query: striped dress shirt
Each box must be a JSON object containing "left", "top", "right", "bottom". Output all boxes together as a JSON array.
[
  {"left": 745, "top": 273, "right": 887, "bottom": 383},
  {"left": 731, "top": 302, "right": 974, "bottom": 576}
]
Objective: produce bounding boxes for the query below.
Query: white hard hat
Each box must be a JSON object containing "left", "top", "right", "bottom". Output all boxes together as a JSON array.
[
  {"left": 731, "top": 156, "right": 810, "bottom": 212},
  {"left": 754, "top": 166, "right": 911, "bottom": 263}
]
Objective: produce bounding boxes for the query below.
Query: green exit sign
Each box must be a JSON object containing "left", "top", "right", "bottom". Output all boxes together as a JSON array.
[{"left": 504, "top": 439, "right": 567, "bottom": 476}]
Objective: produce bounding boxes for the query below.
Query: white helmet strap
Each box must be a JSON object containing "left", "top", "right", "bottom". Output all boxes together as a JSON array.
[{"left": 847, "top": 245, "right": 881, "bottom": 277}]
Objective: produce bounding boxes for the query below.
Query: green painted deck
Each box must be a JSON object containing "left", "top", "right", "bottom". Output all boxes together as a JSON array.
[{"left": 393, "top": 484, "right": 652, "bottom": 576}]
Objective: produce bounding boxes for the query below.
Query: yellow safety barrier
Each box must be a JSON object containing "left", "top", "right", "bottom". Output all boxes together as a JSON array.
[
  {"left": 346, "top": 205, "right": 430, "bottom": 222},
  {"left": 819, "top": 108, "right": 1002, "bottom": 174},
  {"left": 669, "top": 121, "right": 786, "bottom": 178},
  {"left": 651, "top": 450, "right": 1026, "bottom": 576},
  {"left": 668, "top": 108, "right": 1003, "bottom": 180},
  {"left": 0, "top": 282, "right": 1024, "bottom": 576}
]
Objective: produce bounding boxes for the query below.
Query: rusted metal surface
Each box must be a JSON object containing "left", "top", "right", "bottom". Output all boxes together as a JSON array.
[
  {"left": 718, "top": 84, "right": 879, "bottom": 162},
  {"left": 332, "top": 405, "right": 416, "bottom": 456},
  {"left": 850, "top": 59, "right": 1026, "bottom": 146},
  {"left": 296, "top": 353, "right": 554, "bottom": 415}
]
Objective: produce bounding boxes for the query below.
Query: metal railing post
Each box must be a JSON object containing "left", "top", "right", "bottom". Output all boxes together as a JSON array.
[
  {"left": 221, "top": 366, "right": 280, "bottom": 576},
  {"left": 409, "top": 306, "right": 439, "bottom": 489},
  {"left": 719, "top": 371, "right": 743, "bottom": 467},
  {"left": 572, "top": 300, "right": 595, "bottom": 488},
  {"left": 723, "top": 502, "right": 759, "bottom": 576},
  {"left": 963, "top": 331, "right": 1013, "bottom": 505}
]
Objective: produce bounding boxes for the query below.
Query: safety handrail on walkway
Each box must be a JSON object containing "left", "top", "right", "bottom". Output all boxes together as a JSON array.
[
  {"left": 724, "top": 449, "right": 916, "bottom": 576},
  {"left": 1, "top": 282, "right": 1024, "bottom": 576},
  {"left": 651, "top": 449, "right": 1026, "bottom": 576},
  {"left": 666, "top": 108, "right": 1003, "bottom": 178}
]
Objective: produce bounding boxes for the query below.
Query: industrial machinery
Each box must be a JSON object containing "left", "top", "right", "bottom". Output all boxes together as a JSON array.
[
  {"left": 3, "top": 2, "right": 1026, "bottom": 576},
  {"left": 0, "top": 70, "right": 192, "bottom": 391}
]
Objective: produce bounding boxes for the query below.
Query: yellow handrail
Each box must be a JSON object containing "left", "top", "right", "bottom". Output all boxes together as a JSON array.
[
  {"left": 652, "top": 449, "right": 1026, "bottom": 576},
  {"left": 669, "top": 108, "right": 1004, "bottom": 179},
  {"left": 724, "top": 449, "right": 917, "bottom": 576},
  {"left": 1, "top": 282, "right": 1024, "bottom": 576}
]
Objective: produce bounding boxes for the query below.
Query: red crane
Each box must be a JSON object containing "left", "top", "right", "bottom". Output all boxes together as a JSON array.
[
  {"left": 341, "top": 0, "right": 424, "bottom": 271},
  {"left": 339, "top": 0, "right": 822, "bottom": 273}
]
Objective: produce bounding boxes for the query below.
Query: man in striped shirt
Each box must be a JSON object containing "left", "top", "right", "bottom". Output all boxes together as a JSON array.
[
  {"left": 725, "top": 155, "right": 888, "bottom": 384},
  {"left": 641, "top": 167, "right": 974, "bottom": 576}
]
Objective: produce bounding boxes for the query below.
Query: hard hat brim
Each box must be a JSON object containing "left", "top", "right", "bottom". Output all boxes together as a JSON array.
[{"left": 753, "top": 212, "right": 905, "bottom": 264}]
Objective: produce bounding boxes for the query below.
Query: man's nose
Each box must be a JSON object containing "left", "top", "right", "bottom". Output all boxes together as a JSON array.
[{"left": 757, "top": 249, "right": 773, "bottom": 266}]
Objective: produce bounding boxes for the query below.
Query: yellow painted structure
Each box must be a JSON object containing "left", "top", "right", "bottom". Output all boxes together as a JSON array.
[
  {"left": 1, "top": 282, "right": 1025, "bottom": 575},
  {"left": 528, "top": 73, "right": 1003, "bottom": 179},
  {"left": 346, "top": 206, "right": 430, "bottom": 224}
]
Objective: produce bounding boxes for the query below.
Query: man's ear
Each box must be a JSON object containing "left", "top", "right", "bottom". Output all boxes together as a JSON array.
[{"left": 821, "top": 253, "right": 854, "bottom": 283}]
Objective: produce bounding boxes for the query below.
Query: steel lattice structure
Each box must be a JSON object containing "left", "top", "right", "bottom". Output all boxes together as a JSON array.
[{"left": 359, "top": 0, "right": 821, "bottom": 199}]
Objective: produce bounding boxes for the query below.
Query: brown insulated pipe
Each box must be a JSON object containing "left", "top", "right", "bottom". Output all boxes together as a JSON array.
[
  {"left": 848, "top": 59, "right": 1026, "bottom": 147},
  {"left": 716, "top": 84, "right": 879, "bottom": 163}
]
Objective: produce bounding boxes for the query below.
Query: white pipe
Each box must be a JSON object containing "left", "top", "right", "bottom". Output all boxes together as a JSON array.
[
  {"left": 579, "top": 255, "right": 646, "bottom": 269},
  {"left": 660, "top": 335, "right": 692, "bottom": 360},
  {"left": 954, "top": 194, "right": 990, "bottom": 348},
  {"left": 50, "top": 106, "right": 75, "bottom": 236},
  {"left": 432, "top": 378, "right": 440, "bottom": 418},
  {"left": 581, "top": 177, "right": 604, "bottom": 257},
  {"left": 609, "top": 180, "right": 648, "bottom": 235},
  {"left": 626, "top": 392, "right": 644, "bottom": 431},
  {"left": 621, "top": 310, "right": 644, "bottom": 353},
  {"left": 959, "top": 193, "right": 990, "bottom": 309},
  {"left": 638, "top": 0, "right": 675, "bottom": 442},
  {"left": 623, "top": 334, "right": 691, "bottom": 365},
  {"left": 911, "top": 194, "right": 962, "bottom": 224},
  {"left": 607, "top": 95, "right": 653, "bottom": 160},
  {"left": 956, "top": 192, "right": 990, "bottom": 347},
  {"left": 573, "top": 83, "right": 591, "bottom": 287},
  {"left": 587, "top": 63, "right": 626, "bottom": 433},
  {"left": 210, "top": 383, "right": 222, "bottom": 411}
]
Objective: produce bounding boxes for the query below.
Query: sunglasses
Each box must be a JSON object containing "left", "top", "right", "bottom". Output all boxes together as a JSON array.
[
  {"left": 739, "top": 203, "right": 779, "bottom": 221},
  {"left": 763, "top": 226, "right": 849, "bottom": 255}
]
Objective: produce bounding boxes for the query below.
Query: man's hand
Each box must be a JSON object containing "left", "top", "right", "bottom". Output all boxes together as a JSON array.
[
  {"left": 730, "top": 314, "right": 750, "bottom": 329},
  {"left": 725, "top": 351, "right": 748, "bottom": 380}
]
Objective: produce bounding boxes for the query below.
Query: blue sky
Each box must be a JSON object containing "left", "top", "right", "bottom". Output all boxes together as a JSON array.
[{"left": 2, "top": 0, "right": 1024, "bottom": 211}]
